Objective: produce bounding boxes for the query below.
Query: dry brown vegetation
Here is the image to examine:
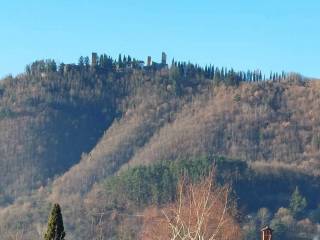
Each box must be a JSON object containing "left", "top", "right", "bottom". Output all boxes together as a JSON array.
[
  {"left": 1, "top": 72, "right": 320, "bottom": 239},
  {"left": 124, "top": 80, "right": 320, "bottom": 176}
]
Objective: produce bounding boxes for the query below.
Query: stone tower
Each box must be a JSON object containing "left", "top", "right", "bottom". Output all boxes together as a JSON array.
[
  {"left": 147, "top": 56, "right": 152, "bottom": 66},
  {"left": 161, "top": 52, "right": 167, "bottom": 65},
  {"left": 92, "top": 52, "right": 98, "bottom": 67}
]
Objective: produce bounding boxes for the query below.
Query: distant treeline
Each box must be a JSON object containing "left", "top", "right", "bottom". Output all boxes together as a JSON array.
[{"left": 24, "top": 53, "right": 291, "bottom": 88}]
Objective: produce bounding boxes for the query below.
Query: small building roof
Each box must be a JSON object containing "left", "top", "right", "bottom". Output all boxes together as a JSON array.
[{"left": 261, "top": 226, "right": 273, "bottom": 232}]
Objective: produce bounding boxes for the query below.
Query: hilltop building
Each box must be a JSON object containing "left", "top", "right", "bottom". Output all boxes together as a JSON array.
[
  {"left": 161, "top": 52, "right": 167, "bottom": 65},
  {"left": 91, "top": 52, "right": 98, "bottom": 67},
  {"left": 61, "top": 51, "right": 167, "bottom": 74},
  {"left": 137, "top": 61, "right": 145, "bottom": 69},
  {"left": 144, "top": 52, "right": 168, "bottom": 70},
  {"left": 147, "top": 56, "right": 152, "bottom": 67}
]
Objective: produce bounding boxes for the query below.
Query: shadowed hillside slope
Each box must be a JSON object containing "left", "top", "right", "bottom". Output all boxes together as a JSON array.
[
  {"left": 49, "top": 83, "right": 181, "bottom": 202},
  {"left": 0, "top": 81, "right": 185, "bottom": 239},
  {"left": 0, "top": 64, "right": 162, "bottom": 202},
  {"left": 0, "top": 72, "right": 116, "bottom": 201}
]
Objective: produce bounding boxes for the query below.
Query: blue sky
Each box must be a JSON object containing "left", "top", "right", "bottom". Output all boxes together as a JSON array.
[{"left": 0, "top": 0, "right": 319, "bottom": 78}]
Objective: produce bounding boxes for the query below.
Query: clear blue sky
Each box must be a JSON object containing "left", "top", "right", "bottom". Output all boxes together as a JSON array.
[{"left": 0, "top": 0, "right": 319, "bottom": 78}]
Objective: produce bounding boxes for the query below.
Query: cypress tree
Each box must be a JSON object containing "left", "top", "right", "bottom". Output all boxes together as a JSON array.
[
  {"left": 44, "top": 203, "right": 66, "bottom": 240},
  {"left": 99, "top": 55, "right": 104, "bottom": 67},
  {"left": 78, "top": 56, "right": 84, "bottom": 68},
  {"left": 118, "top": 54, "right": 122, "bottom": 67},
  {"left": 84, "top": 56, "right": 90, "bottom": 68}
]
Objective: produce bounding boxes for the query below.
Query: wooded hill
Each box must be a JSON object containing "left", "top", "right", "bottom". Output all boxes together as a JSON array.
[{"left": 0, "top": 54, "right": 319, "bottom": 239}]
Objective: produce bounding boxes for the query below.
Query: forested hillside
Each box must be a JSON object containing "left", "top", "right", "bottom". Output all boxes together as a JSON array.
[{"left": 0, "top": 53, "right": 319, "bottom": 239}]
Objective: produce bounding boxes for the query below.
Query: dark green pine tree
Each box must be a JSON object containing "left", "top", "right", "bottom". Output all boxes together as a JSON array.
[
  {"left": 78, "top": 56, "right": 84, "bottom": 68},
  {"left": 289, "top": 186, "right": 307, "bottom": 218},
  {"left": 118, "top": 54, "right": 123, "bottom": 67},
  {"left": 84, "top": 56, "right": 90, "bottom": 68},
  {"left": 44, "top": 203, "right": 66, "bottom": 240}
]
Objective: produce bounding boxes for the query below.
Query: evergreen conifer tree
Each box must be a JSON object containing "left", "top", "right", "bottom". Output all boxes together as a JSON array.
[
  {"left": 118, "top": 54, "right": 123, "bottom": 67},
  {"left": 78, "top": 56, "right": 84, "bottom": 68},
  {"left": 289, "top": 186, "right": 307, "bottom": 218},
  {"left": 84, "top": 56, "right": 90, "bottom": 68},
  {"left": 44, "top": 203, "right": 66, "bottom": 240}
]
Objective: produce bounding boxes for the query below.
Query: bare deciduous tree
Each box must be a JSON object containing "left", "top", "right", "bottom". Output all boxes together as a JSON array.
[{"left": 140, "top": 172, "right": 242, "bottom": 240}]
